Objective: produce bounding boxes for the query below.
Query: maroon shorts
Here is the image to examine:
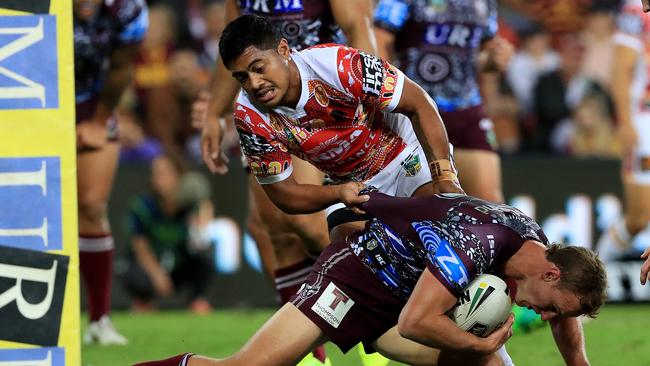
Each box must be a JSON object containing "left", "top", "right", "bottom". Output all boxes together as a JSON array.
[
  {"left": 291, "top": 238, "right": 406, "bottom": 353},
  {"left": 440, "top": 105, "right": 495, "bottom": 152}
]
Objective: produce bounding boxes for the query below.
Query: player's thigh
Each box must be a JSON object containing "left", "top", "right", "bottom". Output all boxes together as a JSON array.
[
  {"left": 372, "top": 326, "right": 440, "bottom": 366},
  {"left": 229, "top": 303, "right": 328, "bottom": 366},
  {"left": 623, "top": 178, "right": 650, "bottom": 233},
  {"left": 454, "top": 149, "right": 503, "bottom": 203},
  {"left": 76, "top": 143, "right": 120, "bottom": 212}
]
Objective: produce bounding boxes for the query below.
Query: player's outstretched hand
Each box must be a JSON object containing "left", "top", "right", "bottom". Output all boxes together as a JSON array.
[
  {"left": 200, "top": 115, "right": 229, "bottom": 174},
  {"left": 338, "top": 181, "right": 370, "bottom": 214},
  {"left": 478, "top": 314, "right": 514, "bottom": 355},
  {"left": 640, "top": 247, "right": 650, "bottom": 285}
]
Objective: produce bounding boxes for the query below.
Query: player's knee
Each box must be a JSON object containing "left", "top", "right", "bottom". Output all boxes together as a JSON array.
[{"left": 77, "top": 195, "right": 107, "bottom": 223}]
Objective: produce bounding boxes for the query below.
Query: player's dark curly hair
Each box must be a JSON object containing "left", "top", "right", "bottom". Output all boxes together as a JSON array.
[
  {"left": 219, "top": 14, "right": 281, "bottom": 68},
  {"left": 546, "top": 243, "right": 607, "bottom": 318}
]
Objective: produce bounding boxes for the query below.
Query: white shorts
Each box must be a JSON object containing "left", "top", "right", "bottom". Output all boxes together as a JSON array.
[{"left": 326, "top": 143, "right": 433, "bottom": 215}]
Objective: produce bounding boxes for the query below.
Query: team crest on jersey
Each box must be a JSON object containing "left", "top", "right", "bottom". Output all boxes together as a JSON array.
[{"left": 400, "top": 151, "right": 421, "bottom": 177}]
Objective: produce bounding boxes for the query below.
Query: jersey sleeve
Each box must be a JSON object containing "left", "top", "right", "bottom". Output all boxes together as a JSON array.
[
  {"left": 234, "top": 98, "right": 293, "bottom": 184},
  {"left": 335, "top": 47, "right": 405, "bottom": 112},
  {"left": 614, "top": 1, "right": 649, "bottom": 53},
  {"left": 374, "top": 0, "right": 410, "bottom": 33},
  {"left": 111, "top": 0, "right": 149, "bottom": 45}
]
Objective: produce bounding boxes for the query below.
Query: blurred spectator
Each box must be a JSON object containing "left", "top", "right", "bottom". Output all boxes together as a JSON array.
[
  {"left": 167, "top": 49, "right": 211, "bottom": 162},
  {"left": 580, "top": 2, "right": 617, "bottom": 90},
  {"left": 506, "top": 25, "right": 559, "bottom": 115},
  {"left": 571, "top": 91, "right": 619, "bottom": 157},
  {"left": 529, "top": 35, "right": 594, "bottom": 153},
  {"left": 122, "top": 154, "right": 214, "bottom": 314},
  {"left": 198, "top": 0, "right": 226, "bottom": 70},
  {"left": 118, "top": 108, "right": 164, "bottom": 162}
]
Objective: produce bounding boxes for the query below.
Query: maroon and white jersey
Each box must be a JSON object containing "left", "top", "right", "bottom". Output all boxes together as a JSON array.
[
  {"left": 352, "top": 191, "right": 549, "bottom": 299},
  {"left": 235, "top": 44, "right": 413, "bottom": 184},
  {"left": 237, "top": 0, "right": 345, "bottom": 51}
]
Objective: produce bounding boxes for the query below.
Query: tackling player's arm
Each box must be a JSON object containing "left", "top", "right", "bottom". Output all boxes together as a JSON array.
[
  {"left": 393, "top": 77, "right": 464, "bottom": 194},
  {"left": 549, "top": 317, "right": 590, "bottom": 366},
  {"left": 261, "top": 175, "right": 369, "bottom": 214},
  {"left": 398, "top": 269, "right": 513, "bottom": 353},
  {"left": 200, "top": 0, "right": 242, "bottom": 173},
  {"left": 330, "top": 0, "right": 377, "bottom": 54}
]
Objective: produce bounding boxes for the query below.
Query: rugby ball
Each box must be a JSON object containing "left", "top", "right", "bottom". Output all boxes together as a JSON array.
[{"left": 450, "top": 274, "right": 511, "bottom": 337}]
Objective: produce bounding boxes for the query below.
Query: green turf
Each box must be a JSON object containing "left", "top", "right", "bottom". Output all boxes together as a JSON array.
[{"left": 82, "top": 304, "right": 650, "bottom": 366}]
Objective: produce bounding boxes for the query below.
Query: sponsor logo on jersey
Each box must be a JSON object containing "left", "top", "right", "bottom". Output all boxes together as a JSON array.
[
  {"left": 467, "top": 322, "right": 489, "bottom": 337},
  {"left": 0, "top": 16, "right": 59, "bottom": 109},
  {"left": 423, "top": 23, "right": 484, "bottom": 48},
  {"left": 0, "top": 246, "right": 68, "bottom": 346},
  {"left": 311, "top": 283, "right": 354, "bottom": 328},
  {"left": 360, "top": 52, "right": 383, "bottom": 97},
  {"left": 413, "top": 221, "right": 469, "bottom": 289}
]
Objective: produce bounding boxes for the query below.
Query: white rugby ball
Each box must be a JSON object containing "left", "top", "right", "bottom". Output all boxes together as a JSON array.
[{"left": 450, "top": 274, "right": 512, "bottom": 337}]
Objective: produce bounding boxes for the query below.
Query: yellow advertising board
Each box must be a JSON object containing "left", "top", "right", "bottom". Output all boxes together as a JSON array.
[{"left": 0, "top": 0, "right": 80, "bottom": 365}]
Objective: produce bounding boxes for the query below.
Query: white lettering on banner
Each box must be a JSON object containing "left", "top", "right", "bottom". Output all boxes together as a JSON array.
[
  {"left": 311, "top": 283, "right": 354, "bottom": 328},
  {"left": 251, "top": 0, "right": 269, "bottom": 12},
  {"left": 0, "top": 261, "right": 57, "bottom": 320},
  {"left": 0, "top": 18, "right": 46, "bottom": 106},
  {"left": 0, "top": 218, "right": 48, "bottom": 248},
  {"left": 0, "top": 161, "right": 49, "bottom": 247},
  {"left": 0, "top": 161, "right": 46, "bottom": 194},
  {"left": 0, "top": 351, "right": 52, "bottom": 366}
]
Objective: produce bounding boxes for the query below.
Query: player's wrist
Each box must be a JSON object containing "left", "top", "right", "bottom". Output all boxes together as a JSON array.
[{"left": 429, "top": 159, "right": 459, "bottom": 185}]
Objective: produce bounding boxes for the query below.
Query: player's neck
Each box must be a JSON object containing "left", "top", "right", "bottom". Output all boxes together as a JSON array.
[
  {"left": 503, "top": 240, "right": 548, "bottom": 280},
  {"left": 279, "top": 59, "right": 302, "bottom": 109}
]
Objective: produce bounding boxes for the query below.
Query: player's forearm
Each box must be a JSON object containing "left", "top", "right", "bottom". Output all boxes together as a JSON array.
[
  {"left": 263, "top": 182, "right": 342, "bottom": 214},
  {"left": 344, "top": 19, "right": 377, "bottom": 55},
  {"left": 398, "top": 312, "right": 483, "bottom": 353},
  {"left": 550, "top": 317, "right": 590, "bottom": 366},
  {"left": 332, "top": 0, "right": 377, "bottom": 55},
  {"left": 404, "top": 91, "right": 452, "bottom": 163}
]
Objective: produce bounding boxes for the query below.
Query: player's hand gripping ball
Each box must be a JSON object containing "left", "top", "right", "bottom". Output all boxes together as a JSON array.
[{"left": 450, "top": 274, "right": 512, "bottom": 337}]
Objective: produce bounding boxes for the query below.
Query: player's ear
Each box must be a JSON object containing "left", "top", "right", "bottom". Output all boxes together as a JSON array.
[
  {"left": 543, "top": 265, "right": 561, "bottom": 283},
  {"left": 277, "top": 39, "right": 290, "bottom": 59}
]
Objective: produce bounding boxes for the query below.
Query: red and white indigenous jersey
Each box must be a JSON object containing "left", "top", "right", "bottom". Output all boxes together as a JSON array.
[{"left": 235, "top": 44, "right": 413, "bottom": 184}]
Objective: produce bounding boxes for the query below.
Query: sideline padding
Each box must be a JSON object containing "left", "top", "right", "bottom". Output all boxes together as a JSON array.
[{"left": 0, "top": 1, "right": 79, "bottom": 365}]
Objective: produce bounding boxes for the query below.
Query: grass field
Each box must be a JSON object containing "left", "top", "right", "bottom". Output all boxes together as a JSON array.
[{"left": 82, "top": 304, "right": 650, "bottom": 366}]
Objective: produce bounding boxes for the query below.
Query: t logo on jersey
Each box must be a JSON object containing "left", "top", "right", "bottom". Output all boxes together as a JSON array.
[
  {"left": 311, "top": 283, "right": 354, "bottom": 328},
  {"left": 360, "top": 52, "right": 383, "bottom": 97}
]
